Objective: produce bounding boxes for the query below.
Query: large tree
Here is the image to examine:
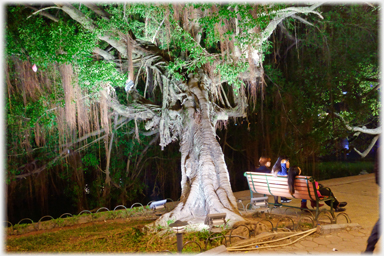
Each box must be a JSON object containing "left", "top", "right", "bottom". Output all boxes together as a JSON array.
[{"left": 6, "top": 3, "right": 323, "bottom": 226}]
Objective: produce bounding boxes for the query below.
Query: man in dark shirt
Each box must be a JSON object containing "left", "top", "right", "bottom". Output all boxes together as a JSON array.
[{"left": 255, "top": 156, "right": 271, "bottom": 173}]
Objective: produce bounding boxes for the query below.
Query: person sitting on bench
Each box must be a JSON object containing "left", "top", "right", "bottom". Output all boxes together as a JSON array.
[
  {"left": 272, "top": 156, "right": 291, "bottom": 204},
  {"left": 288, "top": 166, "right": 347, "bottom": 212},
  {"left": 272, "top": 156, "right": 289, "bottom": 176},
  {"left": 255, "top": 156, "right": 272, "bottom": 173}
]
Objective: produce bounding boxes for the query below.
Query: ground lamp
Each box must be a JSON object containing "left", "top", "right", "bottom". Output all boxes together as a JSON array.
[
  {"left": 250, "top": 196, "right": 269, "bottom": 212},
  {"left": 169, "top": 220, "right": 188, "bottom": 253},
  {"left": 203, "top": 213, "right": 227, "bottom": 249},
  {"left": 204, "top": 213, "right": 226, "bottom": 232},
  {"left": 149, "top": 199, "right": 167, "bottom": 215}
]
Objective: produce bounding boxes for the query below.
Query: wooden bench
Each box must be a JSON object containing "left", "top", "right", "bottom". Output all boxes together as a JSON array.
[{"left": 244, "top": 172, "right": 336, "bottom": 221}]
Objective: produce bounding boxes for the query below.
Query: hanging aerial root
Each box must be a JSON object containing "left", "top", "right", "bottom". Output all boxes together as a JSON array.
[
  {"left": 226, "top": 227, "right": 317, "bottom": 251},
  {"left": 59, "top": 63, "right": 76, "bottom": 131}
]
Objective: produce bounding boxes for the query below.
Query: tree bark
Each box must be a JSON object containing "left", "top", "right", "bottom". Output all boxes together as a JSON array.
[{"left": 156, "top": 74, "right": 243, "bottom": 228}]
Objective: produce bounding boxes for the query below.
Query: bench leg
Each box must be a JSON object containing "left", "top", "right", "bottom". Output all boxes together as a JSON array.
[
  {"left": 329, "top": 198, "right": 336, "bottom": 223},
  {"left": 315, "top": 201, "right": 319, "bottom": 222},
  {"left": 314, "top": 199, "right": 336, "bottom": 224}
]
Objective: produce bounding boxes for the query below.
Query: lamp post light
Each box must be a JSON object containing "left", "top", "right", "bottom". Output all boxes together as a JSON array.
[{"left": 169, "top": 220, "right": 188, "bottom": 253}]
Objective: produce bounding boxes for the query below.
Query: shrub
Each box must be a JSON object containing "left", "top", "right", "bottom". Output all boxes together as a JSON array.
[{"left": 315, "top": 161, "right": 374, "bottom": 180}]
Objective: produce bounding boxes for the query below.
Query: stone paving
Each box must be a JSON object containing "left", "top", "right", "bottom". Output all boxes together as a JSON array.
[
  {"left": 224, "top": 173, "right": 381, "bottom": 254},
  {"left": 240, "top": 227, "right": 374, "bottom": 254}
]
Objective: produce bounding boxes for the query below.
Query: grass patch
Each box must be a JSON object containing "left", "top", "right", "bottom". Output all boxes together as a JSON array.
[
  {"left": 7, "top": 211, "right": 327, "bottom": 253},
  {"left": 6, "top": 219, "right": 225, "bottom": 253}
]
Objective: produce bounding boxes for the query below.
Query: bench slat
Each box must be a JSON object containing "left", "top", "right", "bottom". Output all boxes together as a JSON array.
[
  {"left": 249, "top": 188, "right": 314, "bottom": 200},
  {"left": 249, "top": 186, "right": 312, "bottom": 196},
  {"left": 244, "top": 172, "right": 309, "bottom": 178},
  {"left": 245, "top": 175, "right": 310, "bottom": 184},
  {"left": 247, "top": 182, "right": 316, "bottom": 193},
  {"left": 246, "top": 177, "right": 313, "bottom": 186},
  {"left": 246, "top": 179, "right": 316, "bottom": 190}
]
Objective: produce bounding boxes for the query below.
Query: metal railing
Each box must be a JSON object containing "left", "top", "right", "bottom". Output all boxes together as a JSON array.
[{"left": 6, "top": 198, "right": 177, "bottom": 236}]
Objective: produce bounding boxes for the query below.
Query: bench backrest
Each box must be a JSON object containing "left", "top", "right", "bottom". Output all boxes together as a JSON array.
[{"left": 244, "top": 172, "right": 318, "bottom": 201}]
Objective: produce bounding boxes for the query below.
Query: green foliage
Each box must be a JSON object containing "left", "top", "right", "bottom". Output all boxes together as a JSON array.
[
  {"left": 315, "top": 161, "right": 374, "bottom": 180},
  {"left": 216, "top": 61, "right": 248, "bottom": 89},
  {"left": 166, "top": 219, "right": 175, "bottom": 226},
  {"left": 82, "top": 154, "right": 99, "bottom": 172},
  {"left": 261, "top": 4, "right": 379, "bottom": 160},
  {"left": 54, "top": 218, "right": 66, "bottom": 227},
  {"left": 9, "top": 15, "right": 97, "bottom": 67},
  {"left": 77, "top": 60, "right": 126, "bottom": 91},
  {"left": 155, "top": 224, "right": 163, "bottom": 231},
  {"left": 130, "top": 227, "right": 145, "bottom": 243},
  {"left": 196, "top": 228, "right": 210, "bottom": 240},
  {"left": 101, "top": 3, "right": 290, "bottom": 87}
]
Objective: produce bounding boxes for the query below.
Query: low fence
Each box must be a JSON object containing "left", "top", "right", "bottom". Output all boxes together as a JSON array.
[
  {"left": 6, "top": 198, "right": 177, "bottom": 236},
  {"left": 6, "top": 198, "right": 351, "bottom": 237}
]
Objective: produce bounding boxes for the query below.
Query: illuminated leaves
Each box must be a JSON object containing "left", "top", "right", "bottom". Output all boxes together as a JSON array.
[{"left": 15, "top": 17, "right": 97, "bottom": 68}]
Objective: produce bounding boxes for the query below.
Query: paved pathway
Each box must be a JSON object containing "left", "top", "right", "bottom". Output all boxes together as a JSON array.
[{"left": 226, "top": 173, "right": 381, "bottom": 254}]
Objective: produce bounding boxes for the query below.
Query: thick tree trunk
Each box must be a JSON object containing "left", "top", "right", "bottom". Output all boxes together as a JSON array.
[{"left": 156, "top": 75, "right": 244, "bottom": 228}]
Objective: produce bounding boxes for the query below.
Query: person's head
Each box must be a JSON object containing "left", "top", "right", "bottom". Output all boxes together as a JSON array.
[
  {"left": 272, "top": 156, "right": 288, "bottom": 172},
  {"left": 281, "top": 157, "right": 290, "bottom": 168},
  {"left": 259, "top": 156, "right": 271, "bottom": 167},
  {"left": 288, "top": 166, "right": 301, "bottom": 194},
  {"left": 272, "top": 157, "right": 282, "bottom": 173}
]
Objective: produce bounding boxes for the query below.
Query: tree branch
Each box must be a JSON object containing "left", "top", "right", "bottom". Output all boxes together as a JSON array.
[
  {"left": 333, "top": 112, "right": 382, "bottom": 135},
  {"left": 278, "top": 23, "right": 298, "bottom": 41},
  {"left": 225, "top": 141, "right": 246, "bottom": 152},
  {"left": 93, "top": 47, "right": 115, "bottom": 61},
  {"left": 84, "top": 3, "right": 111, "bottom": 20},
  {"left": 13, "top": 149, "right": 69, "bottom": 179},
  {"left": 25, "top": 5, "right": 60, "bottom": 22},
  {"left": 56, "top": 3, "right": 174, "bottom": 72},
  {"left": 132, "top": 133, "right": 160, "bottom": 180},
  {"left": 360, "top": 83, "right": 380, "bottom": 99},
  {"left": 103, "top": 90, "right": 160, "bottom": 120},
  {"left": 152, "top": 18, "right": 165, "bottom": 43},
  {"left": 54, "top": 2, "right": 128, "bottom": 57},
  {"left": 64, "top": 116, "right": 131, "bottom": 147},
  {"left": 353, "top": 135, "right": 379, "bottom": 158},
  {"left": 261, "top": 3, "right": 324, "bottom": 42},
  {"left": 126, "top": 128, "right": 159, "bottom": 136},
  {"left": 363, "top": 78, "right": 380, "bottom": 83}
]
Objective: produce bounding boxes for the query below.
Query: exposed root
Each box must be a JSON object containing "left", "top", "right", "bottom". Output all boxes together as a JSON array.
[
  {"left": 155, "top": 204, "right": 244, "bottom": 231},
  {"left": 226, "top": 227, "right": 317, "bottom": 251}
]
